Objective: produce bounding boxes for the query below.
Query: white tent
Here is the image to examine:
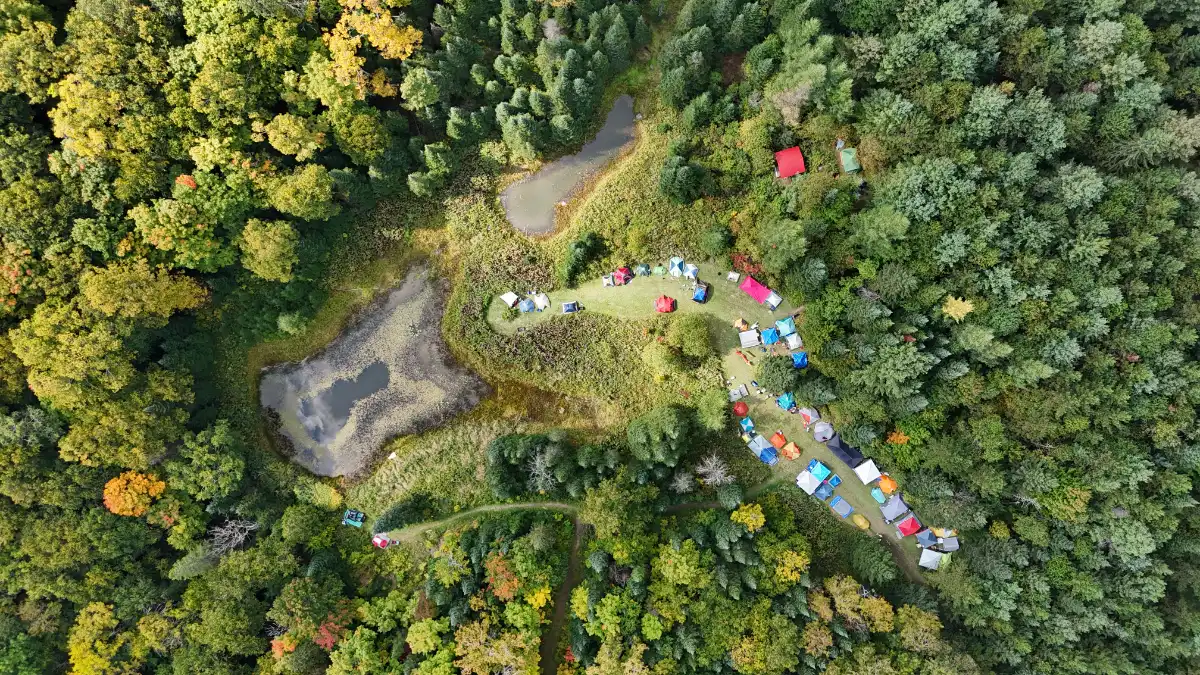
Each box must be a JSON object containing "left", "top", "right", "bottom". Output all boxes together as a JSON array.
[
  {"left": 684, "top": 263, "right": 699, "bottom": 279},
  {"left": 749, "top": 435, "right": 772, "bottom": 453},
  {"left": 765, "top": 291, "right": 783, "bottom": 310},
  {"left": 727, "top": 271, "right": 741, "bottom": 282},
  {"left": 533, "top": 293, "right": 550, "bottom": 310},
  {"left": 795, "top": 470, "right": 821, "bottom": 495},
  {"left": 918, "top": 549, "right": 945, "bottom": 570},
  {"left": 798, "top": 407, "right": 820, "bottom": 428},
  {"left": 853, "top": 459, "right": 882, "bottom": 484},
  {"left": 739, "top": 330, "right": 761, "bottom": 348},
  {"left": 728, "top": 384, "right": 749, "bottom": 402},
  {"left": 499, "top": 292, "right": 520, "bottom": 308},
  {"left": 602, "top": 274, "right": 615, "bottom": 287},
  {"left": 812, "top": 421, "right": 834, "bottom": 442},
  {"left": 786, "top": 333, "right": 803, "bottom": 350}
]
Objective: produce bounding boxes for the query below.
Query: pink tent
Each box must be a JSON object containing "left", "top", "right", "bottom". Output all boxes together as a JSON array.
[{"left": 740, "top": 276, "right": 771, "bottom": 304}]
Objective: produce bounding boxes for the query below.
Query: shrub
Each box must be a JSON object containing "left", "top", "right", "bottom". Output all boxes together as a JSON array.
[
  {"left": 755, "top": 355, "right": 800, "bottom": 393},
  {"left": 372, "top": 493, "right": 439, "bottom": 534}
]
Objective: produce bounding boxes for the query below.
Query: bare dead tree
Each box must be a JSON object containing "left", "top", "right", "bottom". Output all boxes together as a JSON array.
[
  {"left": 695, "top": 454, "right": 735, "bottom": 487},
  {"left": 209, "top": 519, "right": 259, "bottom": 556},
  {"left": 526, "top": 449, "right": 558, "bottom": 494},
  {"left": 670, "top": 471, "right": 696, "bottom": 494}
]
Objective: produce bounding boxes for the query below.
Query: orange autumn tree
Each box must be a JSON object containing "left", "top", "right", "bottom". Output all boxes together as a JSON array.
[{"left": 103, "top": 471, "right": 166, "bottom": 516}]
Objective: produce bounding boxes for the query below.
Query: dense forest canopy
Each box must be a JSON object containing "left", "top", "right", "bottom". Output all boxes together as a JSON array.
[{"left": 0, "top": 0, "right": 1199, "bottom": 672}]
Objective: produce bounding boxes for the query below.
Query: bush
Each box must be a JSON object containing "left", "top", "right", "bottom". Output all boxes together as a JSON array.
[
  {"left": 560, "top": 232, "right": 607, "bottom": 287},
  {"left": 666, "top": 314, "right": 712, "bottom": 360},
  {"left": 700, "top": 224, "right": 733, "bottom": 257},
  {"left": 756, "top": 355, "right": 800, "bottom": 393},
  {"left": 372, "top": 493, "right": 438, "bottom": 534},
  {"left": 717, "top": 483, "right": 744, "bottom": 509}
]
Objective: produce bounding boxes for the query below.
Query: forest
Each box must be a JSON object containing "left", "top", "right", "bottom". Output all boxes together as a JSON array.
[{"left": 0, "top": 0, "right": 1198, "bottom": 672}]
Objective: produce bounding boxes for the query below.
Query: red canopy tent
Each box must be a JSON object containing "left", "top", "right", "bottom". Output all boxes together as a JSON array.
[
  {"left": 739, "top": 276, "right": 772, "bottom": 304},
  {"left": 774, "top": 147, "right": 806, "bottom": 178},
  {"left": 654, "top": 296, "right": 676, "bottom": 313},
  {"left": 897, "top": 515, "right": 921, "bottom": 537},
  {"left": 614, "top": 267, "right": 633, "bottom": 285},
  {"left": 732, "top": 401, "right": 749, "bottom": 417}
]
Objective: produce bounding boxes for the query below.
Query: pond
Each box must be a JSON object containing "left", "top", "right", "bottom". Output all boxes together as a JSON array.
[
  {"left": 501, "top": 95, "right": 636, "bottom": 235},
  {"left": 260, "top": 266, "right": 489, "bottom": 477}
]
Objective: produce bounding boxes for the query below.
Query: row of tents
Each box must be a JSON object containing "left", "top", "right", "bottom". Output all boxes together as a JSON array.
[
  {"left": 736, "top": 315, "right": 803, "bottom": 352},
  {"left": 773, "top": 141, "right": 862, "bottom": 180}
]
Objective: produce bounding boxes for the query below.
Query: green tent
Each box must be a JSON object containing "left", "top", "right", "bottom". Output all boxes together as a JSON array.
[
  {"left": 840, "top": 148, "right": 861, "bottom": 173},
  {"left": 653, "top": 265, "right": 667, "bottom": 276}
]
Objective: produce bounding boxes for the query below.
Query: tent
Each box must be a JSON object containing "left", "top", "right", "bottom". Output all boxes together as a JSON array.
[
  {"left": 786, "top": 333, "right": 803, "bottom": 350},
  {"left": 739, "top": 330, "right": 762, "bottom": 348},
  {"left": 654, "top": 296, "right": 676, "bottom": 313},
  {"left": 739, "top": 276, "right": 772, "bottom": 304},
  {"left": 830, "top": 496, "right": 854, "bottom": 518},
  {"left": 669, "top": 257, "right": 685, "bottom": 277},
  {"left": 780, "top": 441, "right": 801, "bottom": 460},
  {"left": 614, "top": 267, "right": 633, "bottom": 285},
  {"left": 775, "top": 317, "right": 797, "bottom": 337},
  {"left": 770, "top": 432, "right": 787, "bottom": 449},
  {"left": 602, "top": 274, "right": 615, "bottom": 287},
  {"left": 806, "top": 459, "right": 832, "bottom": 482},
  {"left": 372, "top": 533, "right": 392, "bottom": 549},
  {"left": 880, "top": 495, "right": 909, "bottom": 523},
  {"left": 692, "top": 283, "right": 709, "bottom": 303},
  {"left": 854, "top": 459, "right": 882, "bottom": 484},
  {"left": 533, "top": 293, "right": 550, "bottom": 310},
  {"left": 814, "top": 482, "right": 835, "bottom": 501},
  {"left": 915, "top": 529, "right": 938, "bottom": 548},
  {"left": 938, "top": 536, "right": 960, "bottom": 552},
  {"left": 765, "top": 291, "right": 783, "bottom": 311},
  {"left": 897, "top": 515, "right": 922, "bottom": 537},
  {"left": 635, "top": 263, "right": 651, "bottom": 276},
  {"left": 342, "top": 509, "right": 366, "bottom": 527},
  {"left": 740, "top": 417, "right": 755, "bottom": 433},
  {"left": 774, "top": 147, "right": 806, "bottom": 178},
  {"left": 518, "top": 298, "right": 536, "bottom": 313},
  {"left": 683, "top": 263, "right": 699, "bottom": 279},
  {"left": 879, "top": 475, "right": 898, "bottom": 494},
  {"left": 792, "top": 352, "right": 809, "bottom": 368},
  {"left": 762, "top": 328, "right": 780, "bottom": 345},
  {"left": 812, "top": 421, "right": 834, "bottom": 442},
  {"left": 732, "top": 401, "right": 749, "bottom": 417},
  {"left": 733, "top": 318, "right": 750, "bottom": 331},
  {"left": 748, "top": 435, "right": 777, "bottom": 465},
  {"left": 499, "top": 292, "right": 520, "bottom": 308},
  {"left": 727, "top": 271, "right": 741, "bottom": 282},
  {"left": 870, "top": 487, "right": 886, "bottom": 504},
  {"left": 796, "top": 470, "right": 821, "bottom": 495},
  {"left": 728, "top": 383, "right": 748, "bottom": 401},
  {"left": 777, "top": 392, "right": 795, "bottom": 410},
  {"left": 840, "top": 147, "right": 861, "bottom": 173},
  {"left": 826, "top": 434, "right": 864, "bottom": 467},
  {"left": 798, "top": 407, "right": 819, "bottom": 428},
  {"left": 851, "top": 513, "right": 871, "bottom": 530},
  {"left": 562, "top": 301, "right": 579, "bottom": 314},
  {"left": 919, "top": 549, "right": 945, "bottom": 570},
  {"left": 654, "top": 265, "right": 666, "bottom": 276}
]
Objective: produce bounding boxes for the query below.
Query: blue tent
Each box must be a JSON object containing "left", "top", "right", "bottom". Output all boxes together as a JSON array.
[
  {"left": 775, "top": 317, "right": 797, "bottom": 337},
  {"left": 807, "top": 459, "right": 831, "bottom": 482},
  {"left": 342, "top": 509, "right": 366, "bottom": 527},
  {"left": 562, "top": 301, "right": 579, "bottom": 314},
  {"left": 871, "top": 487, "right": 886, "bottom": 504},
  {"left": 518, "top": 298, "right": 535, "bottom": 312},
  {"left": 792, "top": 352, "right": 808, "bottom": 368},
  {"left": 692, "top": 284, "right": 709, "bottom": 303},
  {"left": 669, "top": 257, "right": 685, "bottom": 276},
  {"left": 762, "top": 328, "right": 780, "bottom": 345},
  {"left": 814, "top": 482, "right": 835, "bottom": 501},
  {"left": 777, "top": 392, "right": 795, "bottom": 410},
  {"left": 830, "top": 496, "right": 854, "bottom": 518},
  {"left": 740, "top": 417, "right": 755, "bottom": 433}
]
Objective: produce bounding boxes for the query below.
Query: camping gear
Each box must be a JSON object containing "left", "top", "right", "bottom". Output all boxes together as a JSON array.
[
  {"left": 814, "top": 482, "right": 835, "bottom": 501},
  {"left": 727, "top": 271, "right": 741, "bottom": 282},
  {"left": 774, "top": 147, "right": 806, "bottom": 178},
  {"left": 769, "top": 432, "right": 787, "bottom": 449},
  {"left": 499, "top": 292, "right": 520, "bottom": 308},
  {"left": 739, "top": 417, "right": 755, "bottom": 433},
  {"left": 830, "top": 496, "right": 854, "bottom": 518},
  {"left": 897, "top": 515, "right": 922, "bottom": 537},
  {"left": 851, "top": 513, "right": 871, "bottom": 530},
  {"left": 669, "top": 257, "right": 685, "bottom": 277},
  {"left": 880, "top": 495, "right": 909, "bottom": 523},
  {"left": 562, "top": 301, "right": 579, "bottom": 314},
  {"left": 372, "top": 533, "right": 392, "bottom": 549},
  {"left": 840, "top": 147, "right": 861, "bottom": 173},
  {"left": 827, "top": 474, "right": 842, "bottom": 488},
  {"left": 812, "top": 421, "right": 834, "bottom": 442},
  {"left": 654, "top": 296, "right": 676, "bottom": 313},
  {"left": 792, "top": 352, "right": 809, "bottom": 368},
  {"left": 683, "top": 263, "right": 699, "bottom": 279},
  {"left": 602, "top": 274, "right": 615, "bottom": 287},
  {"left": 739, "top": 330, "right": 762, "bottom": 348},
  {"left": 938, "top": 536, "right": 960, "bottom": 552},
  {"left": 776, "top": 392, "right": 795, "bottom": 411},
  {"left": 614, "top": 267, "right": 633, "bottom": 285},
  {"left": 692, "top": 283, "right": 709, "bottom": 303},
  {"left": 733, "top": 318, "right": 750, "bottom": 331},
  {"left": 826, "top": 434, "right": 865, "bottom": 467},
  {"left": 342, "top": 510, "right": 366, "bottom": 527},
  {"left": 775, "top": 317, "right": 796, "bottom": 337},
  {"left": 918, "top": 549, "right": 945, "bottom": 570},
  {"left": 878, "top": 475, "right": 898, "bottom": 494},
  {"left": 870, "top": 487, "right": 886, "bottom": 504},
  {"left": 533, "top": 293, "right": 550, "bottom": 310},
  {"left": 761, "top": 328, "right": 780, "bottom": 345},
  {"left": 915, "top": 529, "right": 938, "bottom": 548},
  {"left": 728, "top": 383, "right": 749, "bottom": 401},
  {"left": 635, "top": 263, "right": 651, "bottom": 276},
  {"left": 854, "top": 459, "right": 882, "bottom": 484},
  {"left": 806, "top": 459, "right": 831, "bottom": 482},
  {"left": 732, "top": 401, "right": 749, "bottom": 417},
  {"left": 518, "top": 298, "right": 536, "bottom": 313},
  {"left": 780, "top": 441, "right": 801, "bottom": 460},
  {"left": 786, "top": 333, "right": 803, "bottom": 350},
  {"left": 796, "top": 470, "right": 821, "bottom": 495},
  {"left": 798, "top": 407, "right": 819, "bottom": 428}
]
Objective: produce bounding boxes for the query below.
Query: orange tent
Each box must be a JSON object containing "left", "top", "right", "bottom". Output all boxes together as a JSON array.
[
  {"left": 780, "top": 441, "right": 801, "bottom": 460},
  {"left": 769, "top": 432, "right": 787, "bottom": 449},
  {"left": 879, "top": 475, "right": 898, "bottom": 494}
]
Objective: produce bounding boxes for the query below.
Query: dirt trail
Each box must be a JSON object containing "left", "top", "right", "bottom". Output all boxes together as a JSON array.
[{"left": 540, "top": 518, "right": 585, "bottom": 675}]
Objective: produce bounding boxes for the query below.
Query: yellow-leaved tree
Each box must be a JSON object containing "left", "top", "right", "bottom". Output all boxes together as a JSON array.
[
  {"left": 324, "top": 0, "right": 422, "bottom": 97},
  {"left": 103, "top": 471, "right": 166, "bottom": 517}
]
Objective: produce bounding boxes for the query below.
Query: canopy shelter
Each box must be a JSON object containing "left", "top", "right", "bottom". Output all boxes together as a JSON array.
[
  {"left": 739, "top": 276, "right": 772, "bottom": 304},
  {"left": 669, "top": 257, "right": 685, "bottom": 277},
  {"left": 733, "top": 318, "right": 750, "bottom": 331},
  {"left": 562, "top": 301, "right": 579, "bottom": 314},
  {"left": 775, "top": 317, "right": 797, "bottom": 337},
  {"left": 774, "top": 147, "right": 806, "bottom": 178},
  {"left": 740, "top": 417, "right": 755, "bottom": 433},
  {"left": 634, "top": 263, "right": 651, "bottom": 276},
  {"left": 915, "top": 529, "right": 939, "bottom": 548},
  {"left": 765, "top": 291, "right": 783, "bottom": 310},
  {"left": 814, "top": 482, "right": 835, "bottom": 501},
  {"left": 812, "top": 421, "right": 834, "bottom": 442},
  {"left": 796, "top": 470, "right": 821, "bottom": 495},
  {"left": 762, "top": 328, "right": 780, "bottom": 345},
  {"left": 728, "top": 383, "right": 749, "bottom": 401},
  {"left": 854, "top": 459, "right": 882, "bottom": 484},
  {"left": 830, "top": 496, "right": 854, "bottom": 518},
  {"left": 683, "top": 263, "right": 699, "bottom": 279},
  {"left": 897, "top": 515, "right": 922, "bottom": 537},
  {"left": 518, "top": 298, "right": 536, "bottom": 313},
  {"left": 602, "top": 274, "right": 615, "bottom": 287},
  {"left": 786, "top": 333, "right": 803, "bottom": 350},
  {"left": 938, "top": 536, "right": 960, "bottom": 552},
  {"left": 732, "top": 401, "right": 749, "bottom": 417},
  {"left": 826, "top": 434, "right": 864, "bottom": 467},
  {"left": 499, "top": 292, "right": 520, "bottom": 308},
  {"left": 727, "top": 271, "right": 741, "bottom": 282},
  {"left": 692, "top": 283, "right": 709, "bottom": 303},
  {"left": 806, "top": 459, "right": 832, "bottom": 482},
  {"left": 654, "top": 265, "right": 666, "bottom": 276},
  {"left": 839, "top": 147, "right": 861, "bottom": 173},
  {"left": 919, "top": 549, "right": 945, "bottom": 570},
  {"left": 880, "top": 495, "right": 909, "bottom": 523},
  {"left": 879, "top": 475, "right": 898, "bottom": 494},
  {"left": 533, "top": 293, "right": 550, "bottom": 310},
  {"left": 654, "top": 296, "right": 676, "bottom": 313},
  {"left": 614, "top": 267, "right": 633, "bottom": 285},
  {"left": 870, "top": 487, "right": 886, "bottom": 504},
  {"left": 777, "top": 392, "right": 795, "bottom": 410},
  {"left": 770, "top": 432, "right": 787, "bottom": 449},
  {"left": 799, "top": 407, "right": 819, "bottom": 428},
  {"left": 792, "top": 351, "right": 809, "bottom": 368},
  {"left": 739, "top": 330, "right": 762, "bottom": 348},
  {"left": 780, "top": 441, "right": 801, "bottom": 460}
]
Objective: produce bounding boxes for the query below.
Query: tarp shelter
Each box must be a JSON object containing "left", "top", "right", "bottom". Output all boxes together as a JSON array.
[
  {"left": 799, "top": 408, "right": 819, "bottom": 428},
  {"left": 732, "top": 401, "right": 749, "bottom": 417},
  {"left": 770, "top": 432, "right": 787, "bottom": 449},
  {"left": 854, "top": 459, "right": 882, "bottom": 484},
  {"left": 792, "top": 352, "right": 809, "bottom": 368},
  {"left": 919, "top": 549, "right": 945, "bottom": 570},
  {"left": 879, "top": 475, "right": 898, "bottom": 494},
  {"left": 692, "top": 283, "right": 709, "bottom": 303},
  {"left": 775, "top": 147, "right": 806, "bottom": 178},
  {"left": 762, "top": 328, "right": 780, "bottom": 345},
  {"left": 654, "top": 265, "right": 666, "bottom": 276},
  {"left": 781, "top": 441, "right": 801, "bottom": 460},
  {"left": 727, "top": 271, "right": 741, "bottom": 282},
  {"left": 499, "top": 292, "right": 520, "bottom": 308},
  {"left": 812, "top": 421, "right": 834, "bottom": 442},
  {"left": 870, "top": 487, "right": 886, "bottom": 504},
  {"left": 739, "top": 330, "right": 762, "bottom": 348},
  {"left": 654, "top": 296, "right": 676, "bottom": 313},
  {"left": 915, "top": 529, "right": 938, "bottom": 548},
  {"left": 814, "top": 482, "right": 835, "bottom": 501},
  {"left": 728, "top": 383, "right": 749, "bottom": 401},
  {"left": 518, "top": 298, "right": 536, "bottom": 313},
  {"left": 562, "top": 301, "right": 579, "bottom": 314},
  {"left": 897, "top": 515, "right": 922, "bottom": 537},
  {"left": 602, "top": 274, "right": 615, "bottom": 287},
  {"left": 806, "top": 459, "right": 832, "bottom": 482},
  {"left": 786, "top": 333, "right": 803, "bottom": 350},
  {"left": 669, "top": 257, "right": 685, "bottom": 277},
  {"left": 938, "top": 536, "right": 960, "bottom": 552},
  {"left": 840, "top": 147, "right": 861, "bottom": 173},
  {"left": 740, "top": 417, "right": 755, "bottom": 433},
  {"left": 775, "top": 317, "right": 797, "bottom": 337},
  {"left": 614, "top": 267, "right": 633, "bottom": 285},
  {"left": 777, "top": 392, "right": 795, "bottom": 410},
  {"left": 880, "top": 495, "right": 909, "bottom": 522},
  {"left": 826, "top": 434, "right": 864, "bottom": 467},
  {"left": 796, "top": 470, "right": 821, "bottom": 494},
  {"left": 733, "top": 318, "right": 750, "bottom": 331},
  {"left": 342, "top": 509, "right": 366, "bottom": 527},
  {"left": 683, "top": 263, "right": 699, "bottom": 279},
  {"left": 533, "top": 293, "right": 550, "bottom": 310},
  {"left": 635, "top": 263, "right": 651, "bottom": 276},
  {"left": 765, "top": 291, "right": 783, "bottom": 311},
  {"left": 830, "top": 496, "right": 854, "bottom": 518},
  {"left": 740, "top": 276, "right": 772, "bottom": 304}
]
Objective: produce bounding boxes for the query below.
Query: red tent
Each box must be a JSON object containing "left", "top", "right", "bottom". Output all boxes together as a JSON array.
[
  {"left": 739, "top": 276, "right": 771, "bottom": 304},
  {"left": 654, "top": 296, "right": 676, "bottom": 313},
  {"left": 897, "top": 515, "right": 921, "bottom": 537},
  {"left": 775, "top": 147, "right": 806, "bottom": 178},
  {"left": 770, "top": 432, "right": 787, "bottom": 449},
  {"left": 732, "top": 401, "right": 749, "bottom": 417},
  {"left": 614, "top": 267, "right": 633, "bottom": 285}
]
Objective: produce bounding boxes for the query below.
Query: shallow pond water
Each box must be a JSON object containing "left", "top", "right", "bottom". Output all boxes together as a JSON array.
[{"left": 501, "top": 95, "right": 636, "bottom": 235}]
